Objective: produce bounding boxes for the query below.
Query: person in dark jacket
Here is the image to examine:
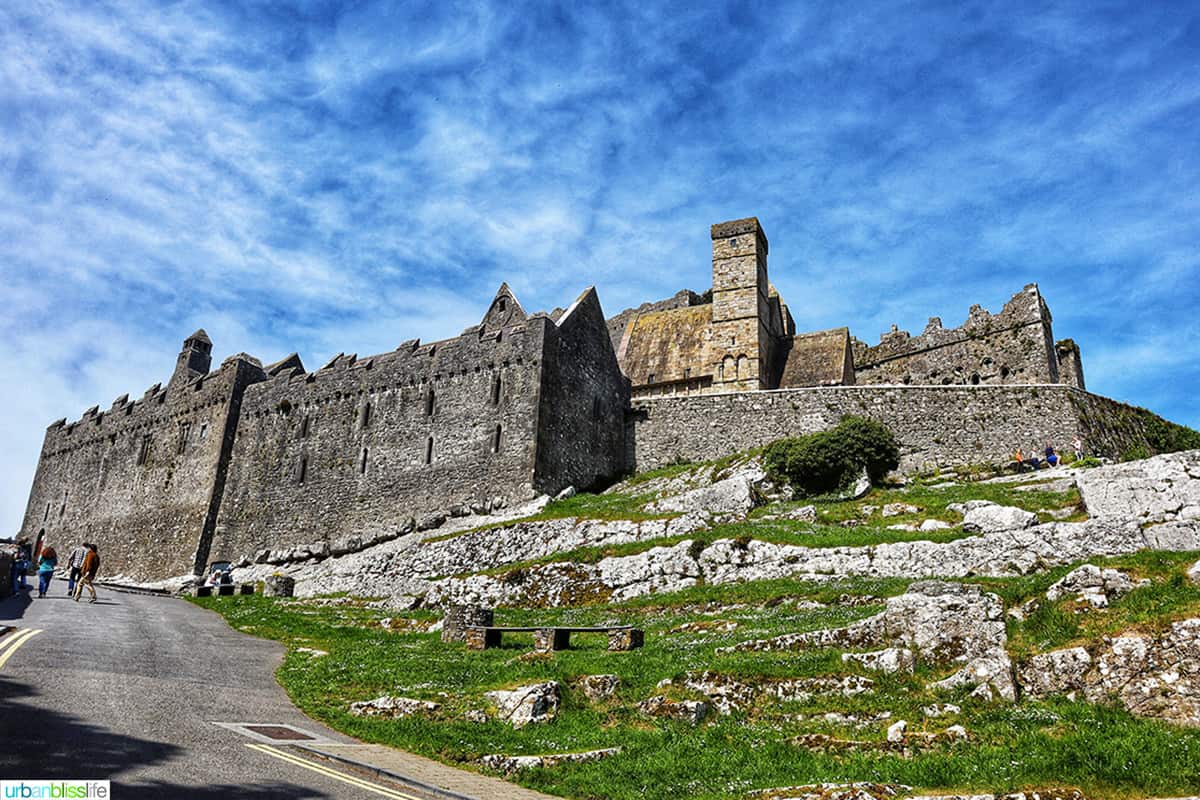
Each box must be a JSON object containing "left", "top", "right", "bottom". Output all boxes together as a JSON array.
[{"left": 73, "top": 544, "right": 100, "bottom": 603}]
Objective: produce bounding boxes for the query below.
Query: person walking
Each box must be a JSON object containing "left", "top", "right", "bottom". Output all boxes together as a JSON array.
[
  {"left": 73, "top": 543, "right": 100, "bottom": 604},
  {"left": 66, "top": 542, "right": 87, "bottom": 596},
  {"left": 36, "top": 545, "right": 58, "bottom": 598}
]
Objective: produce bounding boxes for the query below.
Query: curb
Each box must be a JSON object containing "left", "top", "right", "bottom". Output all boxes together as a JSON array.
[
  {"left": 295, "top": 745, "right": 478, "bottom": 800},
  {"left": 94, "top": 581, "right": 174, "bottom": 597}
]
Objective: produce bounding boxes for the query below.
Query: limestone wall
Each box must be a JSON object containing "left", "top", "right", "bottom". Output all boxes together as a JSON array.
[
  {"left": 628, "top": 384, "right": 1170, "bottom": 474},
  {"left": 209, "top": 319, "right": 552, "bottom": 565},
  {"left": 853, "top": 285, "right": 1062, "bottom": 387},
  {"left": 18, "top": 356, "right": 264, "bottom": 580},
  {"left": 535, "top": 289, "right": 631, "bottom": 495}
]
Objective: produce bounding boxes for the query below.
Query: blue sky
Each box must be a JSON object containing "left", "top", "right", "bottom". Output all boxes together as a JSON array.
[{"left": 2, "top": 1, "right": 1198, "bottom": 531}]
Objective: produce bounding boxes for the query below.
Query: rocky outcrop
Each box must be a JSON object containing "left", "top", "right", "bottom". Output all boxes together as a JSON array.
[
  {"left": 423, "top": 517, "right": 1200, "bottom": 608},
  {"left": 480, "top": 747, "right": 620, "bottom": 774},
  {"left": 1018, "top": 619, "right": 1200, "bottom": 726},
  {"left": 1077, "top": 450, "right": 1200, "bottom": 523},
  {"left": 1044, "top": 564, "right": 1146, "bottom": 608},
  {"left": 638, "top": 695, "right": 709, "bottom": 724},
  {"left": 721, "top": 582, "right": 1015, "bottom": 701},
  {"left": 670, "top": 671, "right": 874, "bottom": 716},
  {"left": 236, "top": 510, "right": 708, "bottom": 603},
  {"left": 645, "top": 474, "right": 758, "bottom": 517},
  {"left": 577, "top": 674, "right": 621, "bottom": 702},
  {"left": 842, "top": 647, "right": 915, "bottom": 674},
  {"left": 484, "top": 682, "right": 561, "bottom": 728},
  {"left": 960, "top": 503, "right": 1038, "bottom": 533},
  {"left": 349, "top": 695, "right": 441, "bottom": 718}
]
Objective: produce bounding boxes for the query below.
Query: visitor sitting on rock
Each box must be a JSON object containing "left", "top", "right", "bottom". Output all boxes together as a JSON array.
[{"left": 1045, "top": 445, "right": 1058, "bottom": 467}]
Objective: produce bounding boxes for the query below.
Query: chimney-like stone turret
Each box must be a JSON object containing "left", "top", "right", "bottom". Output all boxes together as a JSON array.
[{"left": 170, "top": 329, "right": 213, "bottom": 386}]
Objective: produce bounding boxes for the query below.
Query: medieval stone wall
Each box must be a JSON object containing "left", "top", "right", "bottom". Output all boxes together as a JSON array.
[
  {"left": 853, "top": 284, "right": 1062, "bottom": 387},
  {"left": 628, "top": 384, "right": 1163, "bottom": 474},
  {"left": 18, "top": 356, "right": 264, "bottom": 580},
  {"left": 208, "top": 319, "right": 552, "bottom": 565},
  {"left": 535, "top": 289, "right": 631, "bottom": 495}
]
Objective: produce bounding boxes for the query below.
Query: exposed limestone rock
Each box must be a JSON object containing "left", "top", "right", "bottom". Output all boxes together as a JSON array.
[
  {"left": 645, "top": 474, "right": 758, "bottom": 517},
  {"left": 638, "top": 695, "right": 709, "bottom": 724},
  {"left": 886, "top": 719, "right": 907, "bottom": 742},
  {"left": 919, "top": 519, "right": 953, "bottom": 531},
  {"left": 1045, "top": 564, "right": 1145, "bottom": 608},
  {"left": 748, "top": 782, "right": 907, "bottom": 800},
  {"left": 678, "top": 671, "right": 873, "bottom": 715},
  {"left": 1018, "top": 619, "right": 1200, "bottom": 726},
  {"left": 961, "top": 504, "right": 1038, "bottom": 533},
  {"left": 1189, "top": 558, "right": 1200, "bottom": 585},
  {"left": 882, "top": 503, "right": 920, "bottom": 517},
  {"left": 1076, "top": 450, "right": 1200, "bottom": 523},
  {"left": 480, "top": 747, "right": 620, "bottom": 774},
  {"left": 922, "top": 703, "right": 960, "bottom": 718},
  {"left": 484, "top": 682, "right": 561, "bottom": 728},
  {"left": 425, "top": 515, "right": 1200, "bottom": 609},
  {"left": 577, "top": 674, "right": 621, "bottom": 702},
  {"left": 349, "top": 695, "right": 441, "bottom": 718},
  {"left": 1017, "top": 647, "right": 1092, "bottom": 697},
  {"left": 947, "top": 500, "right": 998, "bottom": 515},
  {"left": 722, "top": 582, "right": 1014, "bottom": 701},
  {"left": 842, "top": 647, "right": 915, "bottom": 674}
]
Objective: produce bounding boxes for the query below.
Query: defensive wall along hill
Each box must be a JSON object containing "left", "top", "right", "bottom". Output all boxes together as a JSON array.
[
  {"left": 626, "top": 384, "right": 1164, "bottom": 475},
  {"left": 17, "top": 216, "right": 1194, "bottom": 582},
  {"left": 19, "top": 285, "right": 629, "bottom": 582}
]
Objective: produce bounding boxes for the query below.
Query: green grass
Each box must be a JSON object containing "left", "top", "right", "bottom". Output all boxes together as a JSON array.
[
  {"left": 195, "top": 561, "right": 1200, "bottom": 798},
  {"left": 188, "top": 456, "right": 1200, "bottom": 798}
]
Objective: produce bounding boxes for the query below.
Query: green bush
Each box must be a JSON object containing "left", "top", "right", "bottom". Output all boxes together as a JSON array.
[{"left": 763, "top": 416, "right": 900, "bottom": 496}]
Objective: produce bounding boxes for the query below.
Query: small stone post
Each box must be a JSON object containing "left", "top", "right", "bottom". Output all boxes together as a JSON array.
[
  {"left": 264, "top": 574, "right": 295, "bottom": 597},
  {"left": 441, "top": 605, "right": 494, "bottom": 643}
]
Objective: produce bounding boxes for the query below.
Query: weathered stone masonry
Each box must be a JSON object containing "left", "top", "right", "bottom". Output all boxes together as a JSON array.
[
  {"left": 18, "top": 334, "right": 267, "bottom": 580},
  {"left": 19, "top": 286, "right": 629, "bottom": 581},
  {"left": 627, "top": 385, "right": 1169, "bottom": 474}
]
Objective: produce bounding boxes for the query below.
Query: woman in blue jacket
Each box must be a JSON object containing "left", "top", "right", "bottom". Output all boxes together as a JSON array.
[{"left": 36, "top": 546, "right": 58, "bottom": 598}]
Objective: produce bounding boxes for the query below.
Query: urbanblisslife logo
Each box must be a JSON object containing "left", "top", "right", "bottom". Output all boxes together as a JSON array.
[{"left": 0, "top": 781, "right": 110, "bottom": 798}]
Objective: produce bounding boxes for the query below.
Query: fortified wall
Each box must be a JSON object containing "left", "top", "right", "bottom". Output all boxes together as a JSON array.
[
  {"left": 17, "top": 215, "right": 1190, "bottom": 583},
  {"left": 18, "top": 333, "right": 268, "bottom": 579},
  {"left": 18, "top": 286, "right": 629, "bottom": 581},
  {"left": 628, "top": 385, "right": 1168, "bottom": 475},
  {"left": 208, "top": 286, "right": 627, "bottom": 565},
  {"left": 851, "top": 285, "right": 1084, "bottom": 389}
]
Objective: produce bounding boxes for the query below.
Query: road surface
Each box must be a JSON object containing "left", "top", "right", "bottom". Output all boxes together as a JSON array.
[{"left": 0, "top": 582, "right": 448, "bottom": 799}]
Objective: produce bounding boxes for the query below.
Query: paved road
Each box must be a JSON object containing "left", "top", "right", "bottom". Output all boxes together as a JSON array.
[{"left": 0, "top": 582, "right": 426, "bottom": 799}]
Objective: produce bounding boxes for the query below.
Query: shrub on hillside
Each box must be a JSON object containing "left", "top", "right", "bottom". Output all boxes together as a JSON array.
[{"left": 763, "top": 416, "right": 900, "bottom": 496}]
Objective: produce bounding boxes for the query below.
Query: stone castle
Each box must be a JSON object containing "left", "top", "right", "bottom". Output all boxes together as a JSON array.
[{"left": 17, "top": 217, "right": 1174, "bottom": 581}]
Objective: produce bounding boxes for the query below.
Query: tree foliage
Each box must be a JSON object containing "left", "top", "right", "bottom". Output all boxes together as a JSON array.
[{"left": 763, "top": 416, "right": 900, "bottom": 496}]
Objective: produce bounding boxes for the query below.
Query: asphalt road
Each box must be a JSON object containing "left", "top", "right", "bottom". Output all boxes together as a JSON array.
[{"left": 0, "top": 580, "right": 419, "bottom": 799}]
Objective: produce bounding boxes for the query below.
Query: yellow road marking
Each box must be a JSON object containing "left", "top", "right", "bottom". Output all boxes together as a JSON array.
[
  {"left": 244, "top": 742, "right": 423, "bottom": 800},
  {"left": 0, "top": 629, "right": 42, "bottom": 671}
]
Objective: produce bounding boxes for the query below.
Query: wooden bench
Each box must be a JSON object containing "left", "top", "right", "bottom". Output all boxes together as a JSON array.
[{"left": 464, "top": 625, "right": 643, "bottom": 653}]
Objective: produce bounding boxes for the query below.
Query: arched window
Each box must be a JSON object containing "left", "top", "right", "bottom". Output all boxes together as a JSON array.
[
  {"left": 360, "top": 448, "right": 369, "bottom": 474},
  {"left": 492, "top": 424, "right": 502, "bottom": 454},
  {"left": 721, "top": 355, "right": 735, "bottom": 380},
  {"left": 491, "top": 374, "right": 502, "bottom": 405},
  {"left": 425, "top": 436, "right": 434, "bottom": 465},
  {"left": 425, "top": 389, "right": 435, "bottom": 417},
  {"left": 736, "top": 354, "right": 749, "bottom": 380},
  {"left": 360, "top": 402, "right": 371, "bottom": 428}
]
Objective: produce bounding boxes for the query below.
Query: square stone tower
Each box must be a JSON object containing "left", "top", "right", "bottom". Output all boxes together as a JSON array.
[{"left": 710, "top": 217, "right": 771, "bottom": 391}]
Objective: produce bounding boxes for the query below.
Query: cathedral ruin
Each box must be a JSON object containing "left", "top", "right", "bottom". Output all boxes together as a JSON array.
[{"left": 18, "top": 217, "right": 1175, "bottom": 581}]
